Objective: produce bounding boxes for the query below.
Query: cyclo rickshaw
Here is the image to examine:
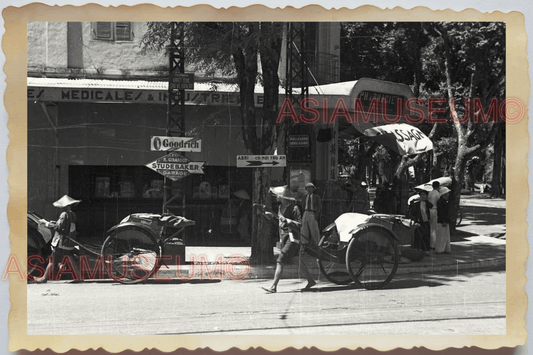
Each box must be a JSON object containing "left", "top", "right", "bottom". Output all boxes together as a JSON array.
[
  {"left": 310, "top": 212, "right": 416, "bottom": 290},
  {"left": 255, "top": 201, "right": 421, "bottom": 291},
  {"left": 27, "top": 212, "right": 195, "bottom": 284},
  {"left": 279, "top": 122, "right": 434, "bottom": 290}
]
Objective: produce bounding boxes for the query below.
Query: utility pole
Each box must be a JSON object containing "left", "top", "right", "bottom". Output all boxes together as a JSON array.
[
  {"left": 164, "top": 22, "right": 186, "bottom": 214},
  {"left": 285, "top": 22, "right": 311, "bottom": 180}
]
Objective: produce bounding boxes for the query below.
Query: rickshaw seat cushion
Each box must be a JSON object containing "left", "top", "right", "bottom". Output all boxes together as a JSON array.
[{"left": 334, "top": 213, "right": 373, "bottom": 243}]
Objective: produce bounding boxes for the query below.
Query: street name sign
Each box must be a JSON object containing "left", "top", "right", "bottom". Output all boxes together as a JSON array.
[
  {"left": 289, "top": 135, "right": 309, "bottom": 147},
  {"left": 146, "top": 152, "right": 205, "bottom": 181},
  {"left": 169, "top": 73, "right": 195, "bottom": 90},
  {"left": 237, "top": 155, "right": 287, "bottom": 168},
  {"left": 150, "top": 136, "right": 202, "bottom": 152}
]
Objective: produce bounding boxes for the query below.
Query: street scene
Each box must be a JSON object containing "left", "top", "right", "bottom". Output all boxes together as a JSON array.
[
  {"left": 27, "top": 195, "right": 506, "bottom": 335},
  {"left": 26, "top": 21, "right": 507, "bottom": 338}
]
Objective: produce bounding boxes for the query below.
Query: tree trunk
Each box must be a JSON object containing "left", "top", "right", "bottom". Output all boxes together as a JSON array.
[
  {"left": 250, "top": 167, "right": 274, "bottom": 264},
  {"left": 491, "top": 123, "right": 503, "bottom": 198},
  {"left": 248, "top": 23, "right": 283, "bottom": 264}
]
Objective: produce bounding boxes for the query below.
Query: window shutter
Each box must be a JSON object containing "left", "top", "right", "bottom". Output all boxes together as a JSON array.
[
  {"left": 95, "top": 22, "right": 113, "bottom": 40},
  {"left": 115, "top": 22, "right": 132, "bottom": 41}
]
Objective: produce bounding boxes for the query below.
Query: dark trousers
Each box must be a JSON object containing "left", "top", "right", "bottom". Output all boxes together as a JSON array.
[{"left": 412, "top": 222, "right": 431, "bottom": 251}]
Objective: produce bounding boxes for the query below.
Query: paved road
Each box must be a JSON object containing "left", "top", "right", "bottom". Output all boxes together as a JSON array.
[{"left": 27, "top": 266, "right": 505, "bottom": 335}]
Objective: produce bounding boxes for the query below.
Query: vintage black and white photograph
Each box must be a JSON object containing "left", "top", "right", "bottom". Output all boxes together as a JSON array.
[{"left": 20, "top": 14, "right": 519, "bottom": 346}]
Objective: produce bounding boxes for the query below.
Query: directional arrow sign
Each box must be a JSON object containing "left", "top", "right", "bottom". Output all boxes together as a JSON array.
[
  {"left": 146, "top": 153, "right": 205, "bottom": 181},
  {"left": 237, "top": 155, "right": 286, "bottom": 168}
]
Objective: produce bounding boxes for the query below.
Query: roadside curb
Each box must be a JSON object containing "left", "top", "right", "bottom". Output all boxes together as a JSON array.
[{"left": 154, "top": 254, "right": 506, "bottom": 281}]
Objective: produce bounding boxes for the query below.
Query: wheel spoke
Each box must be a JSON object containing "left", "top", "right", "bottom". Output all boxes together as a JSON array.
[
  {"left": 346, "top": 227, "right": 399, "bottom": 290},
  {"left": 101, "top": 224, "right": 160, "bottom": 284},
  {"left": 317, "top": 234, "right": 352, "bottom": 285}
]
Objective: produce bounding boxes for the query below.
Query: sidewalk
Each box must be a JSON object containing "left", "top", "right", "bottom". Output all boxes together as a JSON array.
[
  {"left": 157, "top": 195, "right": 506, "bottom": 281},
  {"left": 70, "top": 195, "right": 505, "bottom": 283},
  {"left": 155, "top": 233, "right": 506, "bottom": 280}
]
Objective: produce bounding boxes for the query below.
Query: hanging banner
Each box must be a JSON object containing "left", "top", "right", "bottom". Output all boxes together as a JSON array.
[{"left": 363, "top": 123, "right": 433, "bottom": 156}]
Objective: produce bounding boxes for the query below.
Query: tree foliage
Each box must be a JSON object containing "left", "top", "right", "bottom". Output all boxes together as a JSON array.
[
  {"left": 340, "top": 21, "right": 505, "bottom": 232},
  {"left": 140, "top": 22, "right": 284, "bottom": 264}
]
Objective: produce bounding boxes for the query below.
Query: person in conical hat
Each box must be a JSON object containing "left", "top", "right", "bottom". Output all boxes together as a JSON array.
[
  {"left": 269, "top": 185, "right": 296, "bottom": 201},
  {"left": 35, "top": 195, "right": 82, "bottom": 283},
  {"left": 435, "top": 187, "right": 452, "bottom": 255},
  {"left": 52, "top": 195, "right": 81, "bottom": 208},
  {"left": 260, "top": 185, "right": 316, "bottom": 293}
]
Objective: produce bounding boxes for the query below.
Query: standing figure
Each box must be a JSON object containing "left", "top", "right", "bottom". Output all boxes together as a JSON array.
[
  {"left": 427, "top": 181, "right": 441, "bottom": 252},
  {"left": 234, "top": 189, "right": 252, "bottom": 243},
  {"left": 300, "top": 182, "right": 321, "bottom": 245},
  {"left": 435, "top": 187, "right": 452, "bottom": 254},
  {"left": 410, "top": 190, "right": 433, "bottom": 252},
  {"left": 382, "top": 182, "right": 397, "bottom": 214},
  {"left": 373, "top": 184, "right": 385, "bottom": 213},
  {"left": 36, "top": 195, "right": 82, "bottom": 283},
  {"left": 260, "top": 186, "right": 316, "bottom": 293},
  {"left": 349, "top": 181, "right": 370, "bottom": 214}
]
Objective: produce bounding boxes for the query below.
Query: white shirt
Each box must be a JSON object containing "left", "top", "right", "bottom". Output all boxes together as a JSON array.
[{"left": 428, "top": 189, "right": 440, "bottom": 209}]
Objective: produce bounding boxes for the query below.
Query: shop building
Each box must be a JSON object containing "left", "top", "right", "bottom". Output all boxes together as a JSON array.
[{"left": 27, "top": 22, "right": 342, "bottom": 246}]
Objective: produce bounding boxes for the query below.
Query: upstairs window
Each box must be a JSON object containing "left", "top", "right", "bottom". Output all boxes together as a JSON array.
[{"left": 92, "top": 22, "right": 133, "bottom": 41}]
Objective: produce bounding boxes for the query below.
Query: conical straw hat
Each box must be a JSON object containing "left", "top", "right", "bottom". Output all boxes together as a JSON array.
[
  {"left": 269, "top": 185, "right": 296, "bottom": 201},
  {"left": 233, "top": 190, "right": 250, "bottom": 200},
  {"left": 438, "top": 187, "right": 451, "bottom": 196},
  {"left": 53, "top": 195, "right": 81, "bottom": 208}
]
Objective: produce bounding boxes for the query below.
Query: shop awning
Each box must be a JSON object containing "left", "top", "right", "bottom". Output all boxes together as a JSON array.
[{"left": 307, "top": 78, "right": 432, "bottom": 155}]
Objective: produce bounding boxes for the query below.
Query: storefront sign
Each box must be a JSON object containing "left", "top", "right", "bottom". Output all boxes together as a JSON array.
[
  {"left": 28, "top": 87, "right": 252, "bottom": 106},
  {"left": 289, "top": 135, "right": 309, "bottom": 147},
  {"left": 328, "top": 125, "right": 338, "bottom": 180},
  {"left": 236, "top": 155, "right": 286, "bottom": 168},
  {"left": 170, "top": 73, "right": 195, "bottom": 90},
  {"left": 146, "top": 153, "right": 205, "bottom": 181},
  {"left": 150, "top": 136, "right": 202, "bottom": 152}
]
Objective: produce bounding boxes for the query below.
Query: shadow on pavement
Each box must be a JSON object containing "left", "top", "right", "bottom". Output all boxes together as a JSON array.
[
  {"left": 384, "top": 278, "right": 445, "bottom": 289},
  {"left": 460, "top": 204, "right": 506, "bottom": 226}
]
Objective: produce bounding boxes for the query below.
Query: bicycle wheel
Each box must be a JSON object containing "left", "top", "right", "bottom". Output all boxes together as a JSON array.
[
  {"left": 456, "top": 208, "right": 463, "bottom": 226},
  {"left": 346, "top": 226, "right": 399, "bottom": 290},
  {"left": 101, "top": 223, "right": 161, "bottom": 284},
  {"left": 317, "top": 235, "right": 352, "bottom": 285}
]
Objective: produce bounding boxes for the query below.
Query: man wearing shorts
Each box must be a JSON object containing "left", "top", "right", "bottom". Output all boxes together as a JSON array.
[{"left": 261, "top": 185, "right": 316, "bottom": 293}]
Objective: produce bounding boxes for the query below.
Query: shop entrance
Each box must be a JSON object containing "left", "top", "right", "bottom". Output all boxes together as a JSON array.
[{"left": 69, "top": 165, "right": 253, "bottom": 246}]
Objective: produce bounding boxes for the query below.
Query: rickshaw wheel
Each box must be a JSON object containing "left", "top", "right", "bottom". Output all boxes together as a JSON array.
[
  {"left": 346, "top": 226, "right": 399, "bottom": 290},
  {"left": 27, "top": 228, "right": 49, "bottom": 281},
  {"left": 317, "top": 235, "right": 352, "bottom": 285},
  {"left": 101, "top": 223, "right": 161, "bottom": 284}
]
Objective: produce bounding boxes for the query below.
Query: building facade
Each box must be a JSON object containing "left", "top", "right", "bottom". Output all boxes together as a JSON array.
[{"left": 27, "top": 22, "right": 342, "bottom": 246}]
